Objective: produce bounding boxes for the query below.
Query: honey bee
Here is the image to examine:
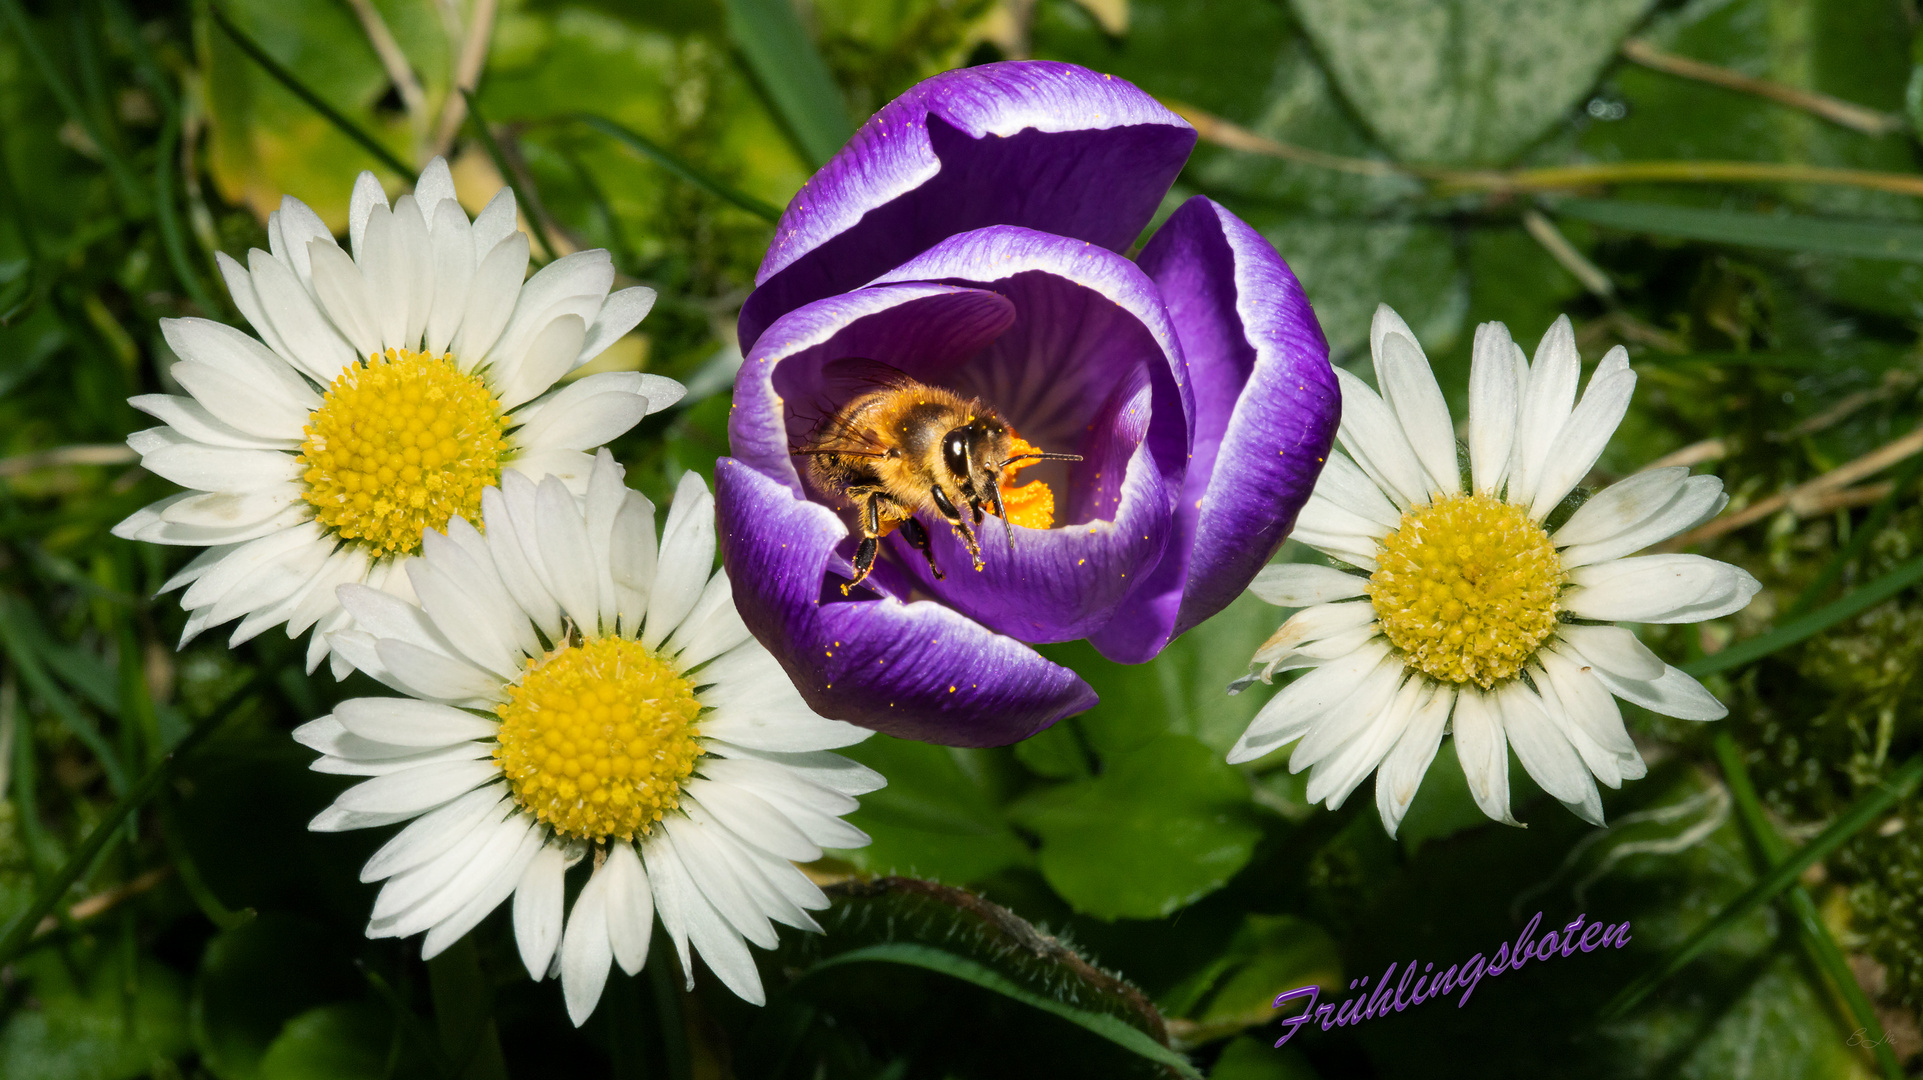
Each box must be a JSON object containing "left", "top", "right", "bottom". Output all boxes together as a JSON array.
[{"left": 791, "top": 363, "right": 1081, "bottom": 593}]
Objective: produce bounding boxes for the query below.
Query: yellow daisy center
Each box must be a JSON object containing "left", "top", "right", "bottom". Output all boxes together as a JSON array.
[
  {"left": 1366, "top": 493, "right": 1563, "bottom": 689},
  {"left": 297, "top": 348, "right": 508, "bottom": 558},
  {"left": 493, "top": 636, "right": 703, "bottom": 843}
]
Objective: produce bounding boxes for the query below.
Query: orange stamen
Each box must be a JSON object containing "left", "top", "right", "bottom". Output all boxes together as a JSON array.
[{"left": 990, "top": 435, "right": 1059, "bottom": 530}]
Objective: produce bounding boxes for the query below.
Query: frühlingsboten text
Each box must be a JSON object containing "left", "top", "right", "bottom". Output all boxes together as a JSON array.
[{"left": 1269, "top": 911, "right": 1631, "bottom": 1046}]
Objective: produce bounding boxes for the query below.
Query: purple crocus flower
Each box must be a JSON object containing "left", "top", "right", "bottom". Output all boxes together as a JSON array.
[{"left": 715, "top": 61, "right": 1338, "bottom": 746}]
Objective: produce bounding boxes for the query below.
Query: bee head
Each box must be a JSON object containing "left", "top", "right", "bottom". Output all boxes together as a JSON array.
[{"left": 941, "top": 417, "right": 1009, "bottom": 489}]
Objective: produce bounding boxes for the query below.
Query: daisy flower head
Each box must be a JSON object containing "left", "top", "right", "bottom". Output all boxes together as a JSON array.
[
  {"left": 295, "top": 451, "right": 880, "bottom": 1025},
  {"left": 114, "top": 158, "right": 682, "bottom": 674},
  {"left": 1230, "top": 305, "right": 1760, "bottom": 835}
]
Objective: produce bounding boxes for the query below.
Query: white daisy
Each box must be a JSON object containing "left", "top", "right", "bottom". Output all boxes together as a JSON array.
[
  {"left": 114, "top": 158, "right": 683, "bottom": 674},
  {"left": 294, "top": 451, "right": 879, "bottom": 1025},
  {"left": 1230, "top": 305, "right": 1760, "bottom": 835}
]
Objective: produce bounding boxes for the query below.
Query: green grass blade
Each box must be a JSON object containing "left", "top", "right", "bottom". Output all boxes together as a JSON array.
[
  {"left": 1601, "top": 754, "right": 1923, "bottom": 1019},
  {"left": 0, "top": 680, "right": 257, "bottom": 967},
  {"left": 803, "top": 943, "right": 1203, "bottom": 1078},
  {"left": 207, "top": 3, "right": 411, "bottom": 179},
  {"left": 0, "top": 597, "right": 129, "bottom": 795},
  {"left": 0, "top": 0, "right": 147, "bottom": 213},
  {"left": 573, "top": 114, "right": 782, "bottom": 223},
  {"left": 1682, "top": 549, "right": 1923, "bottom": 678},
  {"left": 1785, "top": 453, "right": 1923, "bottom": 620},
  {"left": 723, "top": 0, "right": 854, "bottom": 168},
  {"left": 462, "top": 90, "right": 556, "bottom": 264},
  {"left": 108, "top": 0, "right": 219, "bottom": 315},
  {"left": 1715, "top": 734, "right": 1902, "bottom": 1079},
  {"left": 1553, "top": 197, "right": 1923, "bottom": 263}
]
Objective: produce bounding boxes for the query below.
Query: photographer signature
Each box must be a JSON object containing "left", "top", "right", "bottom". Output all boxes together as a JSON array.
[{"left": 1848, "top": 1028, "right": 1893, "bottom": 1049}]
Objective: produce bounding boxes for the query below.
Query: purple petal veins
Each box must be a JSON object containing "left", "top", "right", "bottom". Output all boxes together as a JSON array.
[{"left": 739, "top": 61, "right": 1195, "bottom": 350}]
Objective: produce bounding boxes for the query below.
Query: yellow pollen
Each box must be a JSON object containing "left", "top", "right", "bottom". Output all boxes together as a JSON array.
[
  {"left": 1366, "top": 493, "right": 1563, "bottom": 689},
  {"left": 493, "top": 636, "right": 703, "bottom": 843},
  {"left": 297, "top": 348, "right": 507, "bottom": 558},
  {"left": 988, "top": 435, "right": 1058, "bottom": 530}
]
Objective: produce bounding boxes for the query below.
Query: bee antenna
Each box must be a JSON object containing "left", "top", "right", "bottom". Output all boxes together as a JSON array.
[{"left": 997, "top": 451, "right": 1085, "bottom": 468}]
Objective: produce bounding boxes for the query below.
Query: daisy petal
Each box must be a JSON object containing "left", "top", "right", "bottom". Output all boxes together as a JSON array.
[
  {"left": 1247, "top": 563, "right": 1368, "bottom": 608},
  {"left": 1467, "top": 321, "right": 1520, "bottom": 494},
  {"left": 1558, "top": 475, "right": 1726, "bottom": 567},
  {"left": 1507, "top": 315, "right": 1578, "bottom": 507},
  {"left": 1373, "top": 326, "right": 1459, "bottom": 496},
  {"left": 1564, "top": 554, "right": 1760, "bottom": 624},
  {"left": 1452, "top": 688, "right": 1518, "bottom": 826},
  {"left": 1554, "top": 624, "right": 1663, "bottom": 683},
  {"left": 1375, "top": 685, "right": 1453, "bottom": 837},
  {"left": 1590, "top": 663, "right": 1727, "bottom": 721},
  {"left": 359, "top": 785, "right": 509, "bottom": 882},
  {"left": 1332, "top": 368, "right": 1430, "bottom": 509},
  {"left": 560, "top": 858, "right": 616, "bottom": 1027},
  {"left": 1528, "top": 349, "right": 1635, "bottom": 519},
  {"left": 514, "top": 843, "right": 569, "bottom": 981},
  {"left": 603, "top": 843, "right": 656, "bottom": 976},
  {"left": 335, "top": 697, "right": 498, "bottom": 747},
  {"left": 1496, "top": 682, "right": 1595, "bottom": 810},
  {"left": 1227, "top": 640, "right": 1391, "bottom": 764}
]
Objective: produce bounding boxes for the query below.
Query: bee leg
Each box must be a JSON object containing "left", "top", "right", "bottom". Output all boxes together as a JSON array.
[
  {"left": 899, "top": 517, "right": 944, "bottom": 580},
  {"left": 845, "top": 537, "right": 880, "bottom": 595},
  {"left": 929, "top": 485, "right": 984, "bottom": 570},
  {"left": 841, "top": 491, "right": 886, "bottom": 596},
  {"left": 984, "top": 474, "right": 1015, "bottom": 555}
]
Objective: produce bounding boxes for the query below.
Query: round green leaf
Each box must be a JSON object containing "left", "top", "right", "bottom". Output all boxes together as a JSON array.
[{"left": 1009, "top": 734, "right": 1261, "bottom": 920}]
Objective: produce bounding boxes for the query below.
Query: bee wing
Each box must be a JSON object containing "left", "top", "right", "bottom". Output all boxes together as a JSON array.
[
  {"left": 819, "top": 357, "right": 921, "bottom": 397},
  {"left": 792, "top": 410, "right": 891, "bottom": 457}
]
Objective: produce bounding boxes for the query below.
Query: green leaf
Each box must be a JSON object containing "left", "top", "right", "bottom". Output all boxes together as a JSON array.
[
  {"left": 782, "top": 877, "right": 1198, "bottom": 1078},
  {"left": 0, "top": 943, "right": 191, "bottom": 1080},
  {"left": 1009, "top": 734, "right": 1261, "bottom": 920},
  {"left": 724, "top": 0, "right": 856, "bottom": 167},
  {"left": 1012, "top": 722, "right": 1094, "bottom": 780},
  {"left": 201, "top": 0, "right": 427, "bottom": 226},
  {"left": 1040, "top": 587, "right": 1315, "bottom": 759},
  {"left": 1552, "top": 197, "right": 1923, "bottom": 263},
  {"left": 257, "top": 1003, "right": 399, "bottom": 1080},
  {"left": 812, "top": 945, "right": 1203, "bottom": 1077},
  {"left": 574, "top": 114, "right": 782, "bottom": 222},
  {"left": 833, "top": 735, "right": 1033, "bottom": 884},
  {"left": 1182, "top": 915, "right": 1340, "bottom": 1031},
  {"left": 1576, "top": 0, "right": 1923, "bottom": 317},
  {"left": 1207, "top": 1036, "right": 1323, "bottom": 1080},
  {"left": 1236, "top": 217, "right": 1466, "bottom": 360},
  {"left": 190, "top": 914, "right": 361, "bottom": 1080},
  {"left": 1288, "top": 0, "right": 1658, "bottom": 166}
]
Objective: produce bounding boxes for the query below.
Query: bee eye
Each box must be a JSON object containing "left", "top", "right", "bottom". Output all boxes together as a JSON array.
[{"left": 942, "top": 432, "right": 971, "bottom": 478}]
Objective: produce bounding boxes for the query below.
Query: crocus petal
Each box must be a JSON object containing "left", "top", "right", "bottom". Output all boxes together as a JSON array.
[
  {"left": 1085, "top": 197, "right": 1339, "bottom": 661},
  {"left": 739, "top": 60, "right": 1194, "bottom": 349},
  {"left": 715, "top": 459, "right": 1095, "bottom": 745}
]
